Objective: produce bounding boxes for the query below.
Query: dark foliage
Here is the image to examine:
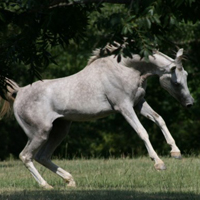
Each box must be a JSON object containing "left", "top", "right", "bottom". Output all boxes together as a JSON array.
[{"left": 0, "top": 0, "right": 200, "bottom": 159}]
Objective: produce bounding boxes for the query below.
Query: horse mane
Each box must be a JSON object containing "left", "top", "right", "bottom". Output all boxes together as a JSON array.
[
  {"left": 87, "top": 49, "right": 102, "bottom": 65},
  {"left": 153, "top": 50, "right": 174, "bottom": 62},
  {"left": 87, "top": 43, "right": 119, "bottom": 65},
  {"left": 88, "top": 42, "right": 174, "bottom": 66}
]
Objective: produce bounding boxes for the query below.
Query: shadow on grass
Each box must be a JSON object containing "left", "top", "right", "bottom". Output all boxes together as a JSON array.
[
  {"left": 0, "top": 163, "right": 15, "bottom": 168},
  {"left": 0, "top": 189, "right": 199, "bottom": 200}
]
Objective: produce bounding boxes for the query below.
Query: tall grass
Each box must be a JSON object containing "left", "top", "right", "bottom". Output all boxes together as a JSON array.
[{"left": 0, "top": 156, "right": 200, "bottom": 200}]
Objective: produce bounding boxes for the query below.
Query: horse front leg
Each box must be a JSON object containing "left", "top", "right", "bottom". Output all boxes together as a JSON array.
[
  {"left": 136, "top": 99, "right": 181, "bottom": 159},
  {"left": 118, "top": 101, "right": 166, "bottom": 170}
]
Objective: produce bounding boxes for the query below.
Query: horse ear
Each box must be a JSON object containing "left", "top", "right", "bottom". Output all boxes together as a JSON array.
[
  {"left": 175, "top": 48, "right": 183, "bottom": 69},
  {"left": 176, "top": 48, "right": 184, "bottom": 59}
]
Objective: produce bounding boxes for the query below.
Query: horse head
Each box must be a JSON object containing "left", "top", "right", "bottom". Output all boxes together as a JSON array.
[{"left": 159, "top": 49, "right": 194, "bottom": 108}]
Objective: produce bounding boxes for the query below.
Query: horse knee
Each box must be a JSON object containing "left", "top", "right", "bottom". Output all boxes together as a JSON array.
[
  {"left": 19, "top": 153, "right": 25, "bottom": 163},
  {"left": 154, "top": 114, "right": 166, "bottom": 127},
  {"left": 138, "top": 129, "right": 149, "bottom": 141},
  {"left": 19, "top": 152, "right": 32, "bottom": 165}
]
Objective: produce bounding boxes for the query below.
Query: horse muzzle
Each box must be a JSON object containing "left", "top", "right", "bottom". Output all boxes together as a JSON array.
[{"left": 184, "top": 97, "right": 194, "bottom": 108}]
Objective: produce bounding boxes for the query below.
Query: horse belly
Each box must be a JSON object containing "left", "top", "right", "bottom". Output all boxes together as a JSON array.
[
  {"left": 60, "top": 99, "right": 114, "bottom": 121},
  {"left": 63, "top": 109, "right": 115, "bottom": 121}
]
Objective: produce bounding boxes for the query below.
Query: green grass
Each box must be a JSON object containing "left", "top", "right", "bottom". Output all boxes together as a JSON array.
[{"left": 0, "top": 156, "right": 200, "bottom": 199}]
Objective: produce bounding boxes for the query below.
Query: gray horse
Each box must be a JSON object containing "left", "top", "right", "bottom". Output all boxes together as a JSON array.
[{"left": 0, "top": 48, "right": 194, "bottom": 189}]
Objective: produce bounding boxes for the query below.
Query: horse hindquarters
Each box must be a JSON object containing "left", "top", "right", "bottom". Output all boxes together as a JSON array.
[{"left": 16, "top": 107, "right": 75, "bottom": 188}]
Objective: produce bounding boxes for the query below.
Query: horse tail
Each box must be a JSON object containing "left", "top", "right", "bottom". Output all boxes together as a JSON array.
[{"left": 0, "top": 78, "right": 20, "bottom": 118}]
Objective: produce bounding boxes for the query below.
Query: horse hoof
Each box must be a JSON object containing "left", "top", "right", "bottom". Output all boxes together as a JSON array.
[
  {"left": 171, "top": 152, "right": 182, "bottom": 159},
  {"left": 154, "top": 163, "right": 166, "bottom": 171},
  {"left": 67, "top": 180, "right": 76, "bottom": 187},
  {"left": 42, "top": 183, "right": 54, "bottom": 190}
]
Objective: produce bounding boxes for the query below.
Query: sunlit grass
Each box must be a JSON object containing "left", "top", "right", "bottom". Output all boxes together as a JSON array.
[{"left": 0, "top": 156, "right": 200, "bottom": 199}]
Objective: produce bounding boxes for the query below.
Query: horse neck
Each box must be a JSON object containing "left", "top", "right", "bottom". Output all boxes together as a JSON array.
[
  {"left": 121, "top": 55, "right": 160, "bottom": 77},
  {"left": 148, "top": 54, "right": 174, "bottom": 77},
  {"left": 121, "top": 53, "right": 173, "bottom": 81}
]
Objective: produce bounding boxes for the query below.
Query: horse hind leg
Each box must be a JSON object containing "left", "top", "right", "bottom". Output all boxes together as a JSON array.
[
  {"left": 34, "top": 119, "right": 76, "bottom": 187},
  {"left": 19, "top": 125, "right": 54, "bottom": 189}
]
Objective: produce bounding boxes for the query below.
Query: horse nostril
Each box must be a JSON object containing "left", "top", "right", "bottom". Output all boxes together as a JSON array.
[{"left": 186, "top": 103, "right": 193, "bottom": 108}]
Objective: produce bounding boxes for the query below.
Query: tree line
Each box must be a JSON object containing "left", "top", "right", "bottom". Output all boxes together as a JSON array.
[{"left": 0, "top": 0, "right": 200, "bottom": 160}]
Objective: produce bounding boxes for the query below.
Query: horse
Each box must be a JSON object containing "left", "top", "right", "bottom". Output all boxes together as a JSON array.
[{"left": 0, "top": 47, "right": 194, "bottom": 189}]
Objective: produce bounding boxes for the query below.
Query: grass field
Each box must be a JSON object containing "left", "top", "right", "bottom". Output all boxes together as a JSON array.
[{"left": 0, "top": 156, "right": 200, "bottom": 200}]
